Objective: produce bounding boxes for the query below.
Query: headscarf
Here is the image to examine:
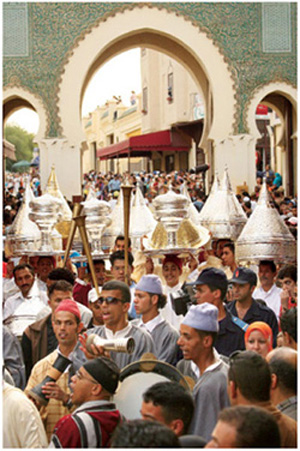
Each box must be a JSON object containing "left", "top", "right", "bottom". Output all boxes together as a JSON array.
[{"left": 244, "top": 321, "right": 273, "bottom": 352}]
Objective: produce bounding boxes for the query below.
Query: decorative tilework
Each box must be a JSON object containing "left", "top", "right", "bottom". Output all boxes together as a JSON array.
[
  {"left": 262, "top": 3, "right": 292, "bottom": 53},
  {"left": 3, "top": 3, "right": 297, "bottom": 137},
  {"left": 3, "top": 3, "right": 29, "bottom": 57}
]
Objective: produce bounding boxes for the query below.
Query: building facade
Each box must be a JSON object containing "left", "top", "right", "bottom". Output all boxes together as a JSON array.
[{"left": 3, "top": 3, "right": 297, "bottom": 200}]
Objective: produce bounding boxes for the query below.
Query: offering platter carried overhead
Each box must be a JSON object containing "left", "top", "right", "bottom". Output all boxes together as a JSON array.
[
  {"left": 29, "top": 193, "right": 63, "bottom": 255},
  {"left": 129, "top": 187, "right": 157, "bottom": 251},
  {"left": 182, "top": 182, "right": 202, "bottom": 227},
  {"left": 81, "top": 187, "right": 112, "bottom": 257},
  {"left": 6, "top": 177, "right": 42, "bottom": 256},
  {"left": 44, "top": 165, "right": 72, "bottom": 239},
  {"left": 236, "top": 180, "right": 296, "bottom": 265},
  {"left": 143, "top": 186, "right": 210, "bottom": 257},
  {"left": 198, "top": 172, "right": 220, "bottom": 229},
  {"left": 101, "top": 189, "right": 124, "bottom": 250},
  {"left": 200, "top": 168, "right": 247, "bottom": 240}
]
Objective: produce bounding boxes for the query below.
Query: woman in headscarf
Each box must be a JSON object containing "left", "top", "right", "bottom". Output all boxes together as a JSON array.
[{"left": 244, "top": 321, "right": 273, "bottom": 358}]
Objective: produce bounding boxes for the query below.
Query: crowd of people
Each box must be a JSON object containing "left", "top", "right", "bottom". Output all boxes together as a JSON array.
[{"left": 2, "top": 167, "right": 298, "bottom": 448}]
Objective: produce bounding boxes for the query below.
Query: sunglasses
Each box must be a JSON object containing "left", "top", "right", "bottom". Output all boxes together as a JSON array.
[
  {"left": 75, "top": 370, "right": 98, "bottom": 384},
  {"left": 98, "top": 296, "right": 123, "bottom": 305}
]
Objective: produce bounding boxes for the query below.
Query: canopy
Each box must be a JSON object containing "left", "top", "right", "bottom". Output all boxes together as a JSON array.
[
  {"left": 97, "top": 129, "right": 191, "bottom": 160},
  {"left": 11, "top": 160, "right": 31, "bottom": 171}
]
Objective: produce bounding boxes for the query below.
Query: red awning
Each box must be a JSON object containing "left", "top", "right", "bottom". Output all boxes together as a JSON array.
[{"left": 97, "top": 129, "right": 191, "bottom": 160}]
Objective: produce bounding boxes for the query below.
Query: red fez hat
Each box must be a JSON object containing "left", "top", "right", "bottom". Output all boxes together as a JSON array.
[
  {"left": 55, "top": 299, "right": 81, "bottom": 320},
  {"left": 162, "top": 255, "right": 183, "bottom": 271}
]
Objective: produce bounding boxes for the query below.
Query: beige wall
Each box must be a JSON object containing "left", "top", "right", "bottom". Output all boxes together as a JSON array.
[{"left": 83, "top": 48, "right": 202, "bottom": 174}]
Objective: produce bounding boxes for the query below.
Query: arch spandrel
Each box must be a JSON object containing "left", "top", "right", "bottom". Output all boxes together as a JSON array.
[
  {"left": 57, "top": 6, "right": 236, "bottom": 145},
  {"left": 3, "top": 86, "right": 49, "bottom": 142}
]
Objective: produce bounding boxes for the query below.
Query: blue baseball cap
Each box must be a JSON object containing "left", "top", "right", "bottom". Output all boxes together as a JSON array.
[
  {"left": 229, "top": 267, "right": 257, "bottom": 286},
  {"left": 187, "top": 267, "right": 228, "bottom": 292}
]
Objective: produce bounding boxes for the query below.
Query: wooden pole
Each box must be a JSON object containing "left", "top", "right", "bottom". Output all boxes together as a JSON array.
[{"left": 121, "top": 181, "right": 133, "bottom": 286}]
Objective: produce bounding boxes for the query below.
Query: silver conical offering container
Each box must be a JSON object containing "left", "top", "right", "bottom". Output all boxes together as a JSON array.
[
  {"left": 236, "top": 180, "right": 296, "bottom": 264},
  {"left": 29, "top": 193, "right": 63, "bottom": 253},
  {"left": 129, "top": 187, "right": 157, "bottom": 250},
  {"left": 199, "top": 172, "right": 220, "bottom": 229},
  {"left": 203, "top": 169, "right": 247, "bottom": 240},
  {"left": 44, "top": 165, "right": 72, "bottom": 239},
  {"left": 152, "top": 186, "right": 189, "bottom": 248},
  {"left": 81, "top": 187, "right": 112, "bottom": 255},
  {"left": 6, "top": 177, "right": 41, "bottom": 254},
  {"left": 101, "top": 189, "right": 124, "bottom": 250},
  {"left": 182, "top": 182, "right": 202, "bottom": 226},
  {"left": 224, "top": 168, "right": 247, "bottom": 240}
]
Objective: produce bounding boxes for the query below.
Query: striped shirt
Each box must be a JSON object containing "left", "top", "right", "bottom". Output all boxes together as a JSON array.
[{"left": 49, "top": 400, "right": 122, "bottom": 448}]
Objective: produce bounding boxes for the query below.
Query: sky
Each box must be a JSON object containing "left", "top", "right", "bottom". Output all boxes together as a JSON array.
[{"left": 6, "top": 48, "right": 142, "bottom": 135}]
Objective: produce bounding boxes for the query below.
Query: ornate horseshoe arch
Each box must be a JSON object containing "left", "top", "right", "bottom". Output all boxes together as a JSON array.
[
  {"left": 244, "top": 81, "right": 297, "bottom": 139},
  {"left": 3, "top": 85, "right": 49, "bottom": 141},
  {"left": 57, "top": 5, "right": 237, "bottom": 146}
]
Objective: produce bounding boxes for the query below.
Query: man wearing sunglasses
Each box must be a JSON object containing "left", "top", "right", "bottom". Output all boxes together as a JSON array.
[
  {"left": 73, "top": 280, "right": 156, "bottom": 370},
  {"left": 49, "top": 357, "right": 122, "bottom": 448}
]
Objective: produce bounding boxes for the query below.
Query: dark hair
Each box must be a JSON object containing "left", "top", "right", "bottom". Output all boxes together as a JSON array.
[
  {"left": 87, "top": 259, "right": 105, "bottom": 273},
  {"left": 142, "top": 381, "right": 194, "bottom": 434},
  {"left": 111, "top": 419, "right": 180, "bottom": 448},
  {"left": 149, "top": 293, "right": 167, "bottom": 310},
  {"left": 48, "top": 280, "right": 74, "bottom": 297},
  {"left": 102, "top": 280, "right": 131, "bottom": 304},
  {"left": 13, "top": 263, "right": 35, "bottom": 278},
  {"left": 268, "top": 351, "right": 297, "bottom": 395},
  {"left": 280, "top": 307, "right": 297, "bottom": 343},
  {"left": 259, "top": 260, "right": 276, "bottom": 273},
  {"left": 228, "top": 351, "right": 271, "bottom": 402},
  {"left": 218, "top": 406, "right": 280, "bottom": 448},
  {"left": 277, "top": 264, "right": 297, "bottom": 283},
  {"left": 47, "top": 268, "right": 75, "bottom": 286},
  {"left": 109, "top": 250, "right": 134, "bottom": 267},
  {"left": 197, "top": 330, "right": 218, "bottom": 347},
  {"left": 223, "top": 242, "right": 235, "bottom": 254},
  {"left": 115, "top": 235, "right": 132, "bottom": 248},
  {"left": 207, "top": 284, "right": 228, "bottom": 302}
]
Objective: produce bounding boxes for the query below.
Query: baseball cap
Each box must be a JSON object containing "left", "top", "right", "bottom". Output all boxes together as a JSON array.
[
  {"left": 187, "top": 267, "right": 228, "bottom": 292},
  {"left": 229, "top": 267, "right": 257, "bottom": 286}
]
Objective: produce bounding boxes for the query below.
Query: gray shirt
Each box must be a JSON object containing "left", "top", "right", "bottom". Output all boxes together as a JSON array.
[
  {"left": 133, "top": 317, "right": 180, "bottom": 365},
  {"left": 72, "top": 323, "right": 156, "bottom": 371},
  {"left": 188, "top": 358, "right": 230, "bottom": 441}
]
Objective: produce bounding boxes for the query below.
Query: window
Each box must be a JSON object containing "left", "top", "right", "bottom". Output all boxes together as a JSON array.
[
  {"left": 3, "top": 3, "right": 29, "bottom": 57},
  {"left": 167, "top": 72, "right": 174, "bottom": 102},
  {"left": 262, "top": 3, "right": 291, "bottom": 53}
]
